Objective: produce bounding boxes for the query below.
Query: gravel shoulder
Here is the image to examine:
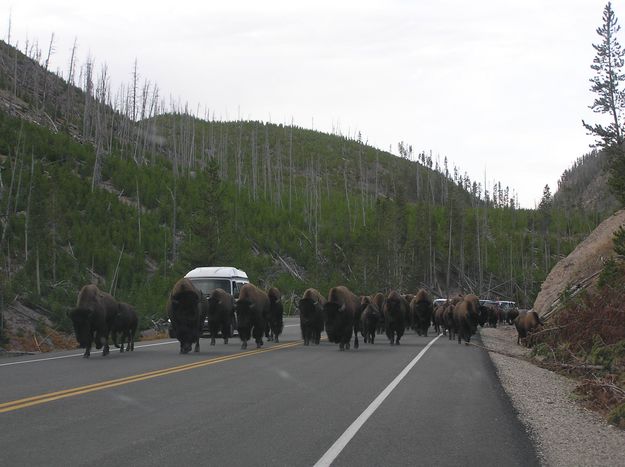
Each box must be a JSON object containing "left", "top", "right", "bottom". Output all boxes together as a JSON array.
[{"left": 480, "top": 326, "right": 625, "bottom": 467}]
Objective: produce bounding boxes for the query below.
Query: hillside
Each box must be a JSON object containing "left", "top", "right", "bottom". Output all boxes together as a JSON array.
[
  {"left": 0, "top": 38, "right": 604, "bottom": 348},
  {"left": 533, "top": 209, "right": 625, "bottom": 318},
  {"left": 553, "top": 150, "right": 619, "bottom": 214}
]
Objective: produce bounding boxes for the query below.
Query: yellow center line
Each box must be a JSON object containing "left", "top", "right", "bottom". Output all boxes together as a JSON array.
[{"left": 0, "top": 340, "right": 302, "bottom": 414}]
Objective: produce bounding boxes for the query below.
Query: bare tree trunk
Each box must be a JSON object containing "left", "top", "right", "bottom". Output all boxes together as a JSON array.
[
  {"left": 136, "top": 177, "right": 142, "bottom": 247},
  {"left": 289, "top": 119, "right": 293, "bottom": 211},
  {"left": 109, "top": 244, "right": 125, "bottom": 295},
  {"left": 36, "top": 246, "right": 41, "bottom": 295},
  {"left": 1, "top": 148, "right": 20, "bottom": 250},
  {"left": 446, "top": 203, "right": 453, "bottom": 294},
  {"left": 343, "top": 159, "right": 352, "bottom": 232},
  {"left": 24, "top": 153, "right": 34, "bottom": 261},
  {"left": 168, "top": 184, "right": 177, "bottom": 263},
  {"left": 41, "top": 33, "right": 55, "bottom": 110}
]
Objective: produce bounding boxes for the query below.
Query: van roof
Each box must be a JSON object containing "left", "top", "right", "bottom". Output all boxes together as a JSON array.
[{"left": 184, "top": 266, "right": 249, "bottom": 279}]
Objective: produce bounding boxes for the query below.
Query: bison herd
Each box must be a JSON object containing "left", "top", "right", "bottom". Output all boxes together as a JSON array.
[{"left": 69, "top": 281, "right": 543, "bottom": 358}]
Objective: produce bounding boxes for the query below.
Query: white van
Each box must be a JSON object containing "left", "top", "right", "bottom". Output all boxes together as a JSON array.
[{"left": 184, "top": 266, "right": 249, "bottom": 298}]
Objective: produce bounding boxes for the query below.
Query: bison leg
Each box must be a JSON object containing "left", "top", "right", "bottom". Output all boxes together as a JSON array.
[
  {"left": 112, "top": 330, "right": 120, "bottom": 348},
  {"left": 241, "top": 340, "right": 248, "bottom": 350},
  {"left": 194, "top": 340, "right": 200, "bottom": 352},
  {"left": 210, "top": 336, "right": 216, "bottom": 346}
]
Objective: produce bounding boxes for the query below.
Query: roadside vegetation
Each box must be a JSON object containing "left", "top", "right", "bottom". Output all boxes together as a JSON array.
[{"left": 529, "top": 226, "right": 625, "bottom": 428}]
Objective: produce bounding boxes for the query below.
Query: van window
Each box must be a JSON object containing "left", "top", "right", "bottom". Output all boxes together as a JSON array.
[{"left": 189, "top": 278, "right": 230, "bottom": 296}]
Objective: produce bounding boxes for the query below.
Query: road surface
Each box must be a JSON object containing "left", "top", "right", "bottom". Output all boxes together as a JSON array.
[{"left": 0, "top": 318, "right": 539, "bottom": 466}]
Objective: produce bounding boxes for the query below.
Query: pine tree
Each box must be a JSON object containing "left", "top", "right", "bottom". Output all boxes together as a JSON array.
[{"left": 583, "top": 2, "right": 625, "bottom": 204}]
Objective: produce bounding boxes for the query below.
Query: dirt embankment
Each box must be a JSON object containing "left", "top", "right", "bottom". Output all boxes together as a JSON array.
[{"left": 533, "top": 209, "right": 625, "bottom": 318}]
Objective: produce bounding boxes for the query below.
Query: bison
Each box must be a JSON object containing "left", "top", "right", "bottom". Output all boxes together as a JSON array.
[
  {"left": 410, "top": 289, "right": 433, "bottom": 337},
  {"left": 69, "top": 284, "right": 119, "bottom": 358},
  {"left": 486, "top": 303, "right": 500, "bottom": 328},
  {"left": 205, "top": 288, "right": 235, "bottom": 345},
  {"left": 514, "top": 310, "right": 543, "bottom": 346},
  {"left": 372, "top": 292, "right": 386, "bottom": 334},
  {"left": 324, "top": 286, "right": 362, "bottom": 351},
  {"left": 298, "top": 288, "right": 325, "bottom": 346},
  {"left": 235, "top": 283, "right": 269, "bottom": 349},
  {"left": 360, "top": 296, "right": 381, "bottom": 344},
  {"left": 384, "top": 290, "right": 408, "bottom": 345},
  {"left": 111, "top": 302, "right": 138, "bottom": 353},
  {"left": 444, "top": 296, "right": 463, "bottom": 341},
  {"left": 167, "top": 278, "right": 203, "bottom": 354},
  {"left": 453, "top": 294, "right": 481, "bottom": 344},
  {"left": 266, "top": 287, "right": 284, "bottom": 343},
  {"left": 507, "top": 308, "right": 520, "bottom": 325},
  {"left": 433, "top": 300, "right": 448, "bottom": 335}
]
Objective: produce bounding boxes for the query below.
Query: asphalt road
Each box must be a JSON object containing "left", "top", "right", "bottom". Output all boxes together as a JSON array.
[{"left": 0, "top": 318, "right": 539, "bottom": 466}]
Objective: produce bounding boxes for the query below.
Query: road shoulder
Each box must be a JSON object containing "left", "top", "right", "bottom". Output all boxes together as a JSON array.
[{"left": 480, "top": 326, "right": 625, "bottom": 467}]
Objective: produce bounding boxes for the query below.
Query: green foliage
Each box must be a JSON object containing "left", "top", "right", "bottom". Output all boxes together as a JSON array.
[
  {"left": 587, "top": 338, "right": 625, "bottom": 370},
  {"left": 613, "top": 226, "right": 625, "bottom": 256},
  {"left": 608, "top": 402, "right": 625, "bottom": 428},
  {"left": 598, "top": 258, "right": 624, "bottom": 289},
  {"left": 0, "top": 106, "right": 604, "bottom": 332},
  {"left": 584, "top": 3, "right": 625, "bottom": 206}
]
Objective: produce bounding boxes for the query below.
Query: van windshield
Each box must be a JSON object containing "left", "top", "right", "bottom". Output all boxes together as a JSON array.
[{"left": 189, "top": 278, "right": 231, "bottom": 295}]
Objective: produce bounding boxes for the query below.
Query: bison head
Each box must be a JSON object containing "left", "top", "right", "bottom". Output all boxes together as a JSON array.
[
  {"left": 235, "top": 299, "right": 255, "bottom": 329},
  {"left": 69, "top": 308, "right": 93, "bottom": 348},
  {"left": 323, "top": 302, "right": 346, "bottom": 340}
]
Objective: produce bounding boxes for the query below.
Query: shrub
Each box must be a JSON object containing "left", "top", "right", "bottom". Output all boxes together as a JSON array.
[{"left": 608, "top": 402, "right": 625, "bottom": 428}]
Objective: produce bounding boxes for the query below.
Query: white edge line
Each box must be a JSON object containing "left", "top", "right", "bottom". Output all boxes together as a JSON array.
[
  {"left": 1, "top": 324, "right": 301, "bottom": 367},
  {"left": 313, "top": 334, "right": 442, "bottom": 467}
]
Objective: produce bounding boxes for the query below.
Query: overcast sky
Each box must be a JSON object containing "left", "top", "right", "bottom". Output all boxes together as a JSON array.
[{"left": 2, "top": 0, "right": 614, "bottom": 207}]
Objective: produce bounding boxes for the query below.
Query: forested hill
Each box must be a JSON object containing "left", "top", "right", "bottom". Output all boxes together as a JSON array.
[
  {"left": 553, "top": 150, "right": 619, "bottom": 214},
  {"left": 0, "top": 38, "right": 603, "bottom": 334}
]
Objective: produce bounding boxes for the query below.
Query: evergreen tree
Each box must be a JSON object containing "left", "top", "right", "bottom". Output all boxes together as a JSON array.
[
  {"left": 538, "top": 184, "right": 553, "bottom": 211},
  {"left": 180, "top": 159, "right": 227, "bottom": 269},
  {"left": 583, "top": 2, "right": 625, "bottom": 204}
]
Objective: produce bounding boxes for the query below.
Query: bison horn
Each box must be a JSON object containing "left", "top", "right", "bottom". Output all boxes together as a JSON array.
[{"left": 339, "top": 304, "right": 346, "bottom": 313}]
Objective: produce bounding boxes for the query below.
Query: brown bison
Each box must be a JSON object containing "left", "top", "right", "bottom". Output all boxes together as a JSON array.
[
  {"left": 167, "top": 278, "right": 204, "bottom": 354},
  {"left": 507, "top": 308, "right": 520, "bottom": 325},
  {"left": 453, "top": 294, "right": 481, "bottom": 344},
  {"left": 444, "top": 296, "right": 463, "bottom": 341},
  {"left": 205, "top": 288, "right": 235, "bottom": 345},
  {"left": 486, "top": 303, "right": 500, "bottom": 328},
  {"left": 235, "top": 283, "right": 269, "bottom": 349},
  {"left": 384, "top": 290, "right": 408, "bottom": 345},
  {"left": 433, "top": 301, "right": 448, "bottom": 335},
  {"left": 69, "top": 284, "right": 119, "bottom": 358},
  {"left": 266, "top": 287, "right": 284, "bottom": 343},
  {"left": 298, "top": 288, "right": 325, "bottom": 346},
  {"left": 111, "top": 302, "right": 138, "bottom": 353},
  {"left": 372, "top": 292, "right": 386, "bottom": 334},
  {"left": 514, "top": 310, "right": 543, "bottom": 346},
  {"left": 323, "top": 286, "right": 362, "bottom": 351},
  {"left": 360, "top": 296, "right": 381, "bottom": 344},
  {"left": 410, "top": 289, "right": 433, "bottom": 336}
]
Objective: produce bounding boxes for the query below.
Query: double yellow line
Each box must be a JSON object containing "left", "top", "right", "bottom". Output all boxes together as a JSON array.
[{"left": 0, "top": 340, "right": 301, "bottom": 414}]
